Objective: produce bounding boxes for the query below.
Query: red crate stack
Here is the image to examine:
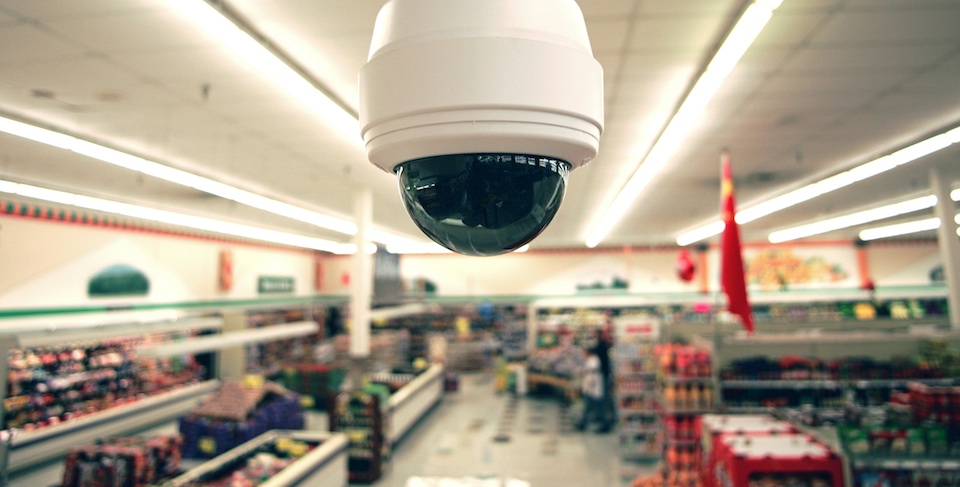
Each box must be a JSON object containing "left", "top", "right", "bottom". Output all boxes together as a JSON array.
[
  {"left": 713, "top": 434, "right": 845, "bottom": 487},
  {"left": 698, "top": 415, "right": 798, "bottom": 487}
]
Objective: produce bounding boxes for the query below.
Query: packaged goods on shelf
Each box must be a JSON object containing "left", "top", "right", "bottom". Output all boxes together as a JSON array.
[
  {"left": 655, "top": 344, "right": 712, "bottom": 379},
  {"left": 179, "top": 380, "right": 304, "bottom": 459},
  {"left": 616, "top": 318, "right": 660, "bottom": 463},
  {"left": 333, "top": 330, "right": 410, "bottom": 371},
  {"left": 61, "top": 434, "right": 182, "bottom": 487},
  {"left": 527, "top": 347, "right": 583, "bottom": 380},
  {"left": 278, "top": 364, "right": 347, "bottom": 411},
  {"left": 330, "top": 390, "right": 388, "bottom": 484},
  {"left": 245, "top": 310, "right": 323, "bottom": 377},
  {"left": 902, "top": 382, "right": 960, "bottom": 427},
  {"left": 4, "top": 336, "right": 202, "bottom": 432}
]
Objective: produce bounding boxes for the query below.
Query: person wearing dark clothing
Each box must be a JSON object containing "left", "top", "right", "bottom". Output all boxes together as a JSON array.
[{"left": 591, "top": 329, "right": 615, "bottom": 432}]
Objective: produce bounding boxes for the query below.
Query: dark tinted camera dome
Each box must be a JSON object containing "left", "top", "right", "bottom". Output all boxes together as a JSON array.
[{"left": 396, "top": 154, "right": 570, "bottom": 256}]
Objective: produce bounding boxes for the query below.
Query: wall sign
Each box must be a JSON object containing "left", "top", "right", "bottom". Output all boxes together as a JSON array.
[
  {"left": 88, "top": 264, "right": 150, "bottom": 297},
  {"left": 258, "top": 276, "right": 295, "bottom": 294}
]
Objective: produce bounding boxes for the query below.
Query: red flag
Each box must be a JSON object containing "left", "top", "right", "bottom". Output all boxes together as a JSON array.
[{"left": 720, "top": 152, "right": 754, "bottom": 334}]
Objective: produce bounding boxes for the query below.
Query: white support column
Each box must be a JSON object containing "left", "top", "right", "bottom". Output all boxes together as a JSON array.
[
  {"left": 930, "top": 167, "right": 960, "bottom": 330},
  {"left": 350, "top": 190, "right": 374, "bottom": 358}
]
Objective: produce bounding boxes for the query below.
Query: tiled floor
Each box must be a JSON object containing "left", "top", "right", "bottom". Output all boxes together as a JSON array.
[{"left": 373, "top": 374, "right": 658, "bottom": 487}]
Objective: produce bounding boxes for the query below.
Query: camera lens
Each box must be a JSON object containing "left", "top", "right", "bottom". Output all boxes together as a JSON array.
[{"left": 396, "top": 154, "right": 570, "bottom": 256}]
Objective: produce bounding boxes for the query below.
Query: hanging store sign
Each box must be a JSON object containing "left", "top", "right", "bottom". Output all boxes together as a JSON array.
[
  {"left": 88, "top": 264, "right": 150, "bottom": 297},
  {"left": 258, "top": 276, "right": 295, "bottom": 294}
]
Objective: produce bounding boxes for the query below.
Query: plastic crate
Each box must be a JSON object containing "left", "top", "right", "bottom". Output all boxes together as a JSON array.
[
  {"left": 714, "top": 434, "right": 844, "bottom": 487},
  {"left": 698, "top": 415, "right": 797, "bottom": 487}
]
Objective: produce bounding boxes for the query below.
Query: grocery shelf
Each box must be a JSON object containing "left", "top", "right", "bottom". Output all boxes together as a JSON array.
[
  {"left": 616, "top": 371, "right": 658, "bottom": 378},
  {"left": 137, "top": 320, "right": 318, "bottom": 357},
  {"left": 619, "top": 408, "right": 660, "bottom": 416},
  {"left": 719, "top": 378, "right": 955, "bottom": 389},
  {"left": 661, "top": 408, "right": 715, "bottom": 415},
  {"left": 660, "top": 376, "right": 713, "bottom": 385},
  {"left": 617, "top": 390, "right": 655, "bottom": 397},
  {"left": 851, "top": 457, "right": 960, "bottom": 471},
  {"left": 4, "top": 380, "right": 219, "bottom": 473}
]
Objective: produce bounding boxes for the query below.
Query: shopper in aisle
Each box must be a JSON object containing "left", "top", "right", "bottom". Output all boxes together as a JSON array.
[
  {"left": 593, "top": 327, "right": 616, "bottom": 432},
  {"left": 575, "top": 346, "right": 607, "bottom": 432}
]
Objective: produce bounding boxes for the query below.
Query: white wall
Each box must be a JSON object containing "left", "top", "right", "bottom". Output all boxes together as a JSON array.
[
  {"left": 397, "top": 241, "right": 940, "bottom": 297},
  {"left": 0, "top": 216, "right": 319, "bottom": 310},
  {"left": 0, "top": 214, "right": 943, "bottom": 309}
]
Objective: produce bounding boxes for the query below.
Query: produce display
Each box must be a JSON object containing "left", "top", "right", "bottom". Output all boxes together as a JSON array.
[
  {"left": 4, "top": 338, "right": 202, "bottom": 431},
  {"left": 61, "top": 434, "right": 183, "bottom": 487},
  {"left": 179, "top": 380, "right": 304, "bottom": 459},
  {"left": 179, "top": 438, "right": 319, "bottom": 487}
]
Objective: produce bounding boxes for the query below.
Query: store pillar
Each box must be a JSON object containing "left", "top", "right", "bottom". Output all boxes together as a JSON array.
[
  {"left": 218, "top": 310, "right": 247, "bottom": 379},
  {"left": 930, "top": 166, "right": 960, "bottom": 330},
  {"left": 350, "top": 190, "right": 374, "bottom": 379}
]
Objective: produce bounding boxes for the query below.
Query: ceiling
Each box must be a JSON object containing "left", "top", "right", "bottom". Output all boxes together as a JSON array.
[{"left": 0, "top": 0, "right": 958, "bottom": 252}]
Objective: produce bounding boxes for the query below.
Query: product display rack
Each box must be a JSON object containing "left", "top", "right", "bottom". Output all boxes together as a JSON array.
[
  {"left": 163, "top": 429, "right": 348, "bottom": 487},
  {"left": 0, "top": 313, "right": 227, "bottom": 477},
  {"left": 0, "top": 311, "right": 324, "bottom": 479},
  {"left": 707, "top": 329, "right": 960, "bottom": 487},
  {"left": 330, "top": 391, "right": 388, "bottom": 484},
  {"left": 614, "top": 317, "right": 661, "bottom": 462}
]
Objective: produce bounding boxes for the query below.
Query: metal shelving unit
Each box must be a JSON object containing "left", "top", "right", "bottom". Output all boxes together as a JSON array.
[
  {"left": 0, "top": 312, "right": 229, "bottom": 480},
  {"left": 614, "top": 316, "right": 661, "bottom": 462}
]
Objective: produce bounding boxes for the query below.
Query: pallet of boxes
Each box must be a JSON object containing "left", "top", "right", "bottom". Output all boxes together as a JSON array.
[{"left": 179, "top": 378, "right": 304, "bottom": 459}]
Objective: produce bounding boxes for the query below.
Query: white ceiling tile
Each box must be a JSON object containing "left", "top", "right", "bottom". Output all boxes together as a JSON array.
[
  {"left": 585, "top": 18, "right": 632, "bottom": 53},
  {"left": 637, "top": 0, "right": 738, "bottom": 17},
  {"left": 0, "top": 0, "right": 163, "bottom": 20},
  {"left": 630, "top": 15, "right": 726, "bottom": 52},
  {"left": 0, "top": 23, "right": 87, "bottom": 65},
  {"left": 814, "top": 5, "right": 960, "bottom": 45},
  {"left": 580, "top": 0, "right": 638, "bottom": 20},
  {"left": 43, "top": 9, "right": 214, "bottom": 54},
  {"left": 0, "top": 0, "right": 958, "bottom": 248},
  {"left": 782, "top": 44, "right": 956, "bottom": 73}
]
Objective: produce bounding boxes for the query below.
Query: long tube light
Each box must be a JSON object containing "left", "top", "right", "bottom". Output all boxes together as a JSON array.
[
  {"left": 677, "top": 125, "right": 960, "bottom": 246},
  {"left": 859, "top": 203, "right": 960, "bottom": 241},
  {"left": 162, "top": 0, "right": 360, "bottom": 143},
  {"left": 0, "top": 115, "right": 419, "bottom": 250},
  {"left": 0, "top": 179, "right": 356, "bottom": 254},
  {"left": 768, "top": 195, "right": 938, "bottom": 243},
  {"left": 859, "top": 218, "right": 942, "bottom": 241},
  {"left": 585, "top": 0, "right": 783, "bottom": 248}
]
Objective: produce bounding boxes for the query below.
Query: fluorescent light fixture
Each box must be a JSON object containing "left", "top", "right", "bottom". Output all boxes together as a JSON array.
[
  {"left": 162, "top": 0, "right": 360, "bottom": 143},
  {"left": 0, "top": 179, "right": 351, "bottom": 253},
  {"left": 859, "top": 218, "right": 941, "bottom": 241},
  {"left": 676, "top": 125, "right": 960, "bottom": 246},
  {"left": 0, "top": 114, "right": 423, "bottom": 250},
  {"left": 585, "top": 0, "right": 781, "bottom": 248},
  {"left": 768, "top": 195, "right": 937, "bottom": 243},
  {"left": 676, "top": 221, "right": 726, "bottom": 247}
]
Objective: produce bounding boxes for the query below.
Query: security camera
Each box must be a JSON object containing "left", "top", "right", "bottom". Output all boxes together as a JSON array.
[{"left": 360, "top": 0, "right": 603, "bottom": 256}]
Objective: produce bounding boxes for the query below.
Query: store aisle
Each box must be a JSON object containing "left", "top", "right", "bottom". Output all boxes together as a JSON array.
[{"left": 370, "top": 373, "right": 654, "bottom": 487}]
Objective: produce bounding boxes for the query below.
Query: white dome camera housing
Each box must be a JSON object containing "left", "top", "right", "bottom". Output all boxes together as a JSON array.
[{"left": 360, "top": 0, "right": 603, "bottom": 256}]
